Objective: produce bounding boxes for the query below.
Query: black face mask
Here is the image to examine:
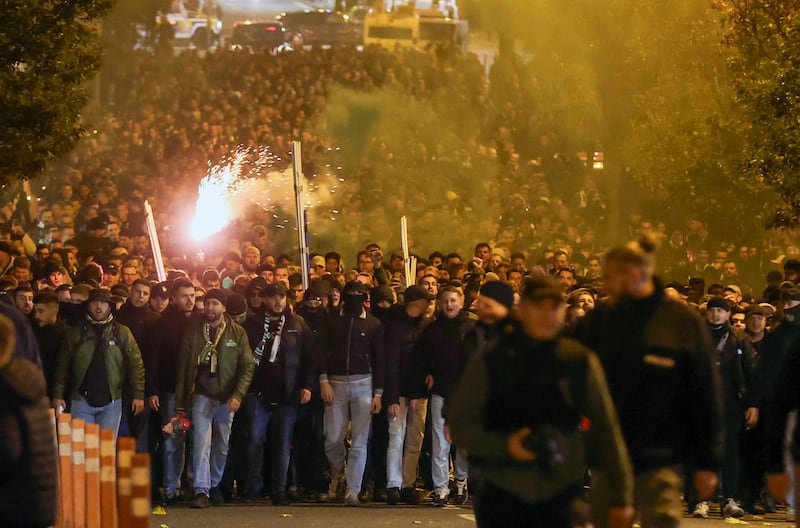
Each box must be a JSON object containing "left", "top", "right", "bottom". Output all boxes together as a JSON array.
[
  {"left": 343, "top": 294, "right": 364, "bottom": 317},
  {"left": 785, "top": 303, "right": 800, "bottom": 323}
]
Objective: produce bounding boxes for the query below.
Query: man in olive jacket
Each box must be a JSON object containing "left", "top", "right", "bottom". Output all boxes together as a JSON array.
[
  {"left": 52, "top": 289, "right": 144, "bottom": 438},
  {"left": 173, "top": 289, "right": 254, "bottom": 509}
]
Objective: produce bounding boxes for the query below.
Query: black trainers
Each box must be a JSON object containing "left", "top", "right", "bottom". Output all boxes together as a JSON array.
[
  {"left": 162, "top": 492, "right": 180, "bottom": 506},
  {"left": 400, "top": 487, "right": 419, "bottom": 505},
  {"left": 432, "top": 490, "right": 449, "bottom": 507},
  {"left": 374, "top": 487, "right": 387, "bottom": 503},
  {"left": 209, "top": 486, "right": 225, "bottom": 507},
  {"left": 359, "top": 482, "right": 374, "bottom": 503},
  {"left": 191, "top": 493, "right": 209, "bottom": 509},
  {"left": 272, "top": 491, "right": 290, "bottom": 506},
  {"left": 454, "top": 479, "right": 469, "bottom": 505},
  {"left": 386, "top": 487, "right": 401, "bottom": 505}
]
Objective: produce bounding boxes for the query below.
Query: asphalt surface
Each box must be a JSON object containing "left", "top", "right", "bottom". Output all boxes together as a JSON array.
[{"left": 150, "top": 500, "right": 795, "bottom": 528}]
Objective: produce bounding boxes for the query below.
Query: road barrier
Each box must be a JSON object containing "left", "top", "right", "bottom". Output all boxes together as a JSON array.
[{"left": 53, "top": 412, "right": 151, "bottom": 528}]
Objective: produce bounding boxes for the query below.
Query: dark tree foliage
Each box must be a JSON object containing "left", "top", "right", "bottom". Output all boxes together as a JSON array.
[
  {"left": 0, "top": 0, "right": 112, "bottom": 185},
  {"left": 720, "top": 1, "right": 800, "bottom": 227}
]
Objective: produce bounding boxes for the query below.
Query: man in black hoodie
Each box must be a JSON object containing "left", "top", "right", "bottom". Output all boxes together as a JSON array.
[
  {"left": 384, "top": 285, "right": 434, "bottom": 505},
  {"left": 319, "top": 281, "right": 384, "bottom": 506},
  {"left": 415, "top": 285, "right": 477, "bottom": 506},
  {"left": 578, "top": 236, "right": 723, "bottom": 528}
]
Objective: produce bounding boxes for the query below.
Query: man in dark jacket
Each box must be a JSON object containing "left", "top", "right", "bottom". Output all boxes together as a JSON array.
[
  {"left": 450, "top": 276, "right": 633, "bottom": 528},
  {"left": 294, "top": 282, "right": 334, "bottom": 501},
  {"left": 415, "top": 285, "right": 477, "bottom": 506},
  {"left": 383, "top": 284, "right": 434, "bottom": 505},
  {"left": 577, "top": 237, "right": 723, "bottom": 528},
  {"left": 173, "top": 288, "right": 255, "bottom": 509},
  {"left": 148, "top": 277, "right": 202, "bottom": 502},
  {"left": 31, "top": 292, "right": 65, "bottom": 399},
  {"left": 0, "top": 313, "right": 57, "bottom": 528},
  {"left": 765, "top": 285, "right": 800, "bottom": 523},
  {"left": 319, "top": 281, "right": 384, "bottom": 506},
  {"left": 697, "top": 296, "right": 758, "bottom": 519},
  {"left": 242, "top": 282, "right": 314, "bottom": 504},
  {"left": 116, "top": 279, "right": 161, "bottom": 453}
]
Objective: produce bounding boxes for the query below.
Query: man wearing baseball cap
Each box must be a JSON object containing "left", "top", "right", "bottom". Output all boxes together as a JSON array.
[
  {"left": 241, "top": 282, "right": 315, "bottom": 504},
  {"left": 450, "top": 275, "right": 633, "bottom": 528}
]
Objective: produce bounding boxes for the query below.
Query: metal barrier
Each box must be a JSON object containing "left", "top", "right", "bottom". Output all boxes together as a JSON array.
[{"left": 53, "top": 411, "right": 150, "bottom": 528}]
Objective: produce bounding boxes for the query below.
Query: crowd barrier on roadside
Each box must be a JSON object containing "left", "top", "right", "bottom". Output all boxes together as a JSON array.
[{"left": 52, "top": 411, "right": 151, "bottom": 528}]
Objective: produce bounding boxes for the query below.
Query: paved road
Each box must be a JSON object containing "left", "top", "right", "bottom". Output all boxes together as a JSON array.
[{"left": 150, "top": 501, "right": 794, "bottom": 528}]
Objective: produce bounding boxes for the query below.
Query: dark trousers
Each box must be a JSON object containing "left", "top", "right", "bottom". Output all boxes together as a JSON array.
[
  {"left": 721, "top": 412, "right": 743, "bottom": 500},
  {"left": 293, "top": 397, "right": 329, "bottom": 493},
  {"left": 244, "top": 396, "right": 299, "bottom": 497},
  {"left": 362, "top": 408, "right": 389, "bottom": 492},
  {"left": 473, "top": 482, "right": 582, "bottom": 528},
  {"left": 738, "top": 420, "right": 766, "bottom": 506}
]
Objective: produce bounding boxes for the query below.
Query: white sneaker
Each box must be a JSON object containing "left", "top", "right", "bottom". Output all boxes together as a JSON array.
[
  {"left": 787, "top": 507, "right": 796, "bottom": 523},
  {"left": 692, "top": 501, "right": 710, "bottom": 519},
  {"left": 344, "top": 489, "right": 360, "bottom": 506},
  {"left": 722, "top": 498, "right": 745, "bottom": 519}
]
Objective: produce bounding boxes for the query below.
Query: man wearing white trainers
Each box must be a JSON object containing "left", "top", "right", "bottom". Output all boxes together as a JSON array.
[{"left": 415, "top": 286, "right": 477, "bottom": 507}]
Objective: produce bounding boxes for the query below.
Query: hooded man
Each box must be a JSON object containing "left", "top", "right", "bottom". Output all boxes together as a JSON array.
[{"left": 318, "top": 281, "right": 385, "bottom": 506}]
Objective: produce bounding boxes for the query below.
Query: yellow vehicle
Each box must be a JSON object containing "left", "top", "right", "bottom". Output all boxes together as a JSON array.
[
  {"left": 363, "top": 10, "right": 419, "bottom": 49},
  {"left": 417, "top": 10, "right": 468, "bottom": 51}
]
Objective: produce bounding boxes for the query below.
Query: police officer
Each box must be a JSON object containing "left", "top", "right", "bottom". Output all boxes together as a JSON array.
[{"left": 449, "top": 276, "right": 633, "bottom": 528}]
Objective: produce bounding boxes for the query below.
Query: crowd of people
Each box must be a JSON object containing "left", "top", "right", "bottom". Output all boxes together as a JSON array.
[
  {"left": 3, "top": 35, "right": 800, "bottom": 528},
  {"left": 2, "top": 214, "right": 800, "bottom": 526}
]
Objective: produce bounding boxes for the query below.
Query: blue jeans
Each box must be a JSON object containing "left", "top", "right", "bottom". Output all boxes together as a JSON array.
[
  {"left": 244, "top": 395, "right": 299, "bottom": 496},
  {"left": 191, "top": 394, "right": 234, "bottom": 496},
  {"left": 430, "top": 395, "right": 468, "bottom": 493},
  {"left": 324, "top": 377, "right": 373, "bottom": 494},
  {"left": 160, "top": 392, "right": 190, "bottom": 496},
  {"left": 71, "top": 398, "right": 122, "bottom": 439}
]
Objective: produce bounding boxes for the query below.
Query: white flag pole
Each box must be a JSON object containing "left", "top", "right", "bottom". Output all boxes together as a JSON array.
[
  {"left": 144, "top": 200, "right": 167, "bottom": 282},
  {"left": 292, "top": 141, "right": 310, "bottom": 290}
]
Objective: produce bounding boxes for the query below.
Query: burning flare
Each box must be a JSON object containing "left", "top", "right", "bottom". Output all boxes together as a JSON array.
[{"left": 189, "top": 153, "right": 246, "bottom": 241}]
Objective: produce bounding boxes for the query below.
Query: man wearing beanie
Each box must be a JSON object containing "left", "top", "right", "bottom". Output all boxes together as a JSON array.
[
  {"left": 52, "top": 288, "right": 145, "bottom": 439},
  {"left": 576, "top": 236, "right": 723, "bottom": 528},
  {"left": 383, "top": 285, "right": 435, "bottom": 506},
  {"left": 465, "top": 281, "right": 515, "bottom": 364},
  {"left": 450, "top": 275, "right": 633, "bottom": 528},
  {"left": 294, "top": 281, "right": 335, "bottom": 502},
  {"left": 764, "top": 284, "right": 800, "bottom": 522},
  {"left": 173, "top": 288, "right": 255, "bottom": 509},
  {"left": 693, "top": 297, "right": 757, "bottom": 519}
]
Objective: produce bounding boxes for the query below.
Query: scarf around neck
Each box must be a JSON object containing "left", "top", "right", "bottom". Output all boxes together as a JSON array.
[{"left": 200, "top": 318, "right": 227, "bottom": 374}]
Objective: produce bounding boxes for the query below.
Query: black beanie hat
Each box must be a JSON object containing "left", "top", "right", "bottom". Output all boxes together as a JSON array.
[
  {"left": 706, "top": 296, "right": 730, "bottom": 312},
  {"left": 479, "top": 281, "right": 515, "bottom": 311}
]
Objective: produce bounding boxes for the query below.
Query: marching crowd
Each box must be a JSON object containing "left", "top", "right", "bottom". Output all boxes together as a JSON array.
[
  {"left": 3, "top": 36, "right": 800, "bottom": 528},
  {"left": 2, "top": 208, "right": 800, "bottom": 528}
]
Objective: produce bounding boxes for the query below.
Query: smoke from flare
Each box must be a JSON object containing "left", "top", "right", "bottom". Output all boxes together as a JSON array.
[{"left": 189, "top": 146, "right": 341, "bottom": 242}]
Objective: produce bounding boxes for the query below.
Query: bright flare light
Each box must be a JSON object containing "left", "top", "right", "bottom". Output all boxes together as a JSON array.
[{"left": 189, "top": 152, "right": 246, "bottom": 241}]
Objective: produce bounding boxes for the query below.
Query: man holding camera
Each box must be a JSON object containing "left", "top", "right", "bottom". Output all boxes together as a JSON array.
[{"left": 449, "top": 276, "right": 633, "bottom": 528}]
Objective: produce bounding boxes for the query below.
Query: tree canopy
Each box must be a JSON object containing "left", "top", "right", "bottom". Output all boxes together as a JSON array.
[{"left": 0, "top": 0, "right": 111, "bottom": 185}]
